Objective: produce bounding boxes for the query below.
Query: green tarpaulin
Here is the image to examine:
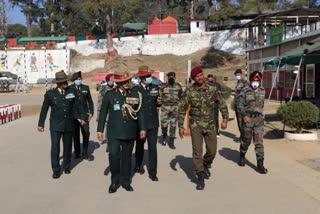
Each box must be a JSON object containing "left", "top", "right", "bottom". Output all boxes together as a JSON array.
[
  {"left": 122, "top": 23, "right": 146, "bottom": 31},
  {"left": 266, "top": 36, "right": 320, "bottom": 66},
  {"left": 18, "top": 37, "right": 68, "bottom": 42}
]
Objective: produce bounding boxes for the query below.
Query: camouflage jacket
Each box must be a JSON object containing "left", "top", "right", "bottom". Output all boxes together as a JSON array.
[
  {"left": 160, "top": 82, "right": 183, "bottom": 104},
  {"left": 177, "top": 83, "right": 229, "bottom": 133},
  {"left": 234, "top": 78, "right": 250, "bottom": 104},
  {"left": 238, "top": 86, "right": 265, "bottom": 117},
  {"left": 97, "top": 86, "right": 113, "bottom": 113}
]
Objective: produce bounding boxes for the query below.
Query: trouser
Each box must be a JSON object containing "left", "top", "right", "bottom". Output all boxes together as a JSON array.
[
  {"left": 135, "top": 128, "right": 158, "bottom": 176},
  {"left": 240, "top": 116, "right": 264, "bottom": 161},
  {"left": 160, "top": 105, "right": 178, "bottom": 138},
  {"left": 190, "top": 126, "right": 217, "bottom": 173},
  {"left": 235, "top": 105, "right": 243, "bottom": 138},
  {"left": 108, "top": 138, "right": 134, "bottom": 185},
  {"left": 214, "top": 102, "right": 220, "bottom": 136},
  {"left": 73, "top": 119, "right": 90, "bottom": 156},
  {"left": 50, "top": 130, "right": 73, "bottom": 173}
]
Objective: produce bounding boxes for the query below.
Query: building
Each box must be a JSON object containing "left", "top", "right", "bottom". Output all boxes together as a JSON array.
[
  {"left": 148, "top": 16, "right": 178, "bottom": 35},
  {"left": 190, "top": 19, "right": 207, "bottom": 33}
]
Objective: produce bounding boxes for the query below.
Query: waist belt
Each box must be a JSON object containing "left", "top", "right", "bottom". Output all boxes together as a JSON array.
[
  {"left": 163, "top": 102, "right": 178, "bottom": 106},
  {"left": 190, "top": 115, "right": 214, "bottom": 122},
  {"left": 247, "top": 112, "right": 262, "bottom": 118}
]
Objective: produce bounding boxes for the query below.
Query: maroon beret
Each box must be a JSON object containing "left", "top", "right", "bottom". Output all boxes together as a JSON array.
[{"left": 190, "top": 66, "right": 203, "bottom": 79}]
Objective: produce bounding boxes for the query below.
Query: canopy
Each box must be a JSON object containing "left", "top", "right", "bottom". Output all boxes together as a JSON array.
[
  {"left": 18, "top": 37, "right": 68, "bottom": 42},
  {"left": 265, "top": 36, "right": 320, "bottom": 66},
  {"left": 122, "top": 23, "right": 147, "bottom": 31}
]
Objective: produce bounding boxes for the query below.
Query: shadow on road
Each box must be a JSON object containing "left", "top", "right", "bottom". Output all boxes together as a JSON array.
[
  {"left": 220, "top": 131, "right": 238, "bottom": 141},
  {"left": 219, "top": 147, "right": 256, "bottom": 171},
  {"left": 69, "top": 141, "right": 100, "bottom": 170},
  {"left": 170, "top": 155, "right": 197, "bottom": 184}
]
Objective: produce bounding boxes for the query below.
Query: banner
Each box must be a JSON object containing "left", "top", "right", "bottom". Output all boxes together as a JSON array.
[{"left": 270, "top": 25, "right": 283, "bottom": 45}]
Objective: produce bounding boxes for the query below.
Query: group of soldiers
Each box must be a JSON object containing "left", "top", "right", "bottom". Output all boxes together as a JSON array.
[{"left": 37, "top": 65, "right": 268, "bottom": 193}]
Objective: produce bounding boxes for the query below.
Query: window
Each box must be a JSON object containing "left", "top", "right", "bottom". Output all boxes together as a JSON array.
[{"left": 196, "top": 22, "right": 199, "bottom": 28}]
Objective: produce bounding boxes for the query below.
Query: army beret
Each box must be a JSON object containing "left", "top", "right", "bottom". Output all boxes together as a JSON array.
[
  {"left": 191, "top": 66, "right": 203, "bottom": 79},
  {"left": 71, "top": 71, "right": 82, "bottom": 81},
  {"left": 167, "top": 72, "right": 176, "bottom": 77},
  {"left": 234, "top": 69, "right": 242, "bottom": 75},
  {"left": 250, "top": 71, "right": 262, "bottom": 81}
]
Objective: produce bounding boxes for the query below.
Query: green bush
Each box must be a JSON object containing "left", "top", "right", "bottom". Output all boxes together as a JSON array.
[
  {"left": 276, "top": 101, "right": 319, "bottom": 133},
  {"left": 220, "top": 85, "right": 232, "bottom": 100},
  {"left": 230, "top": 99, "right": 236, "bottom": 111}
]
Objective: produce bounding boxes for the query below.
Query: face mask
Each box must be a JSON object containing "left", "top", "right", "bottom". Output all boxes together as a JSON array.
[
  {"left": 251, "top": 81, "right": 259, "bottom": 89},
  {"left": 75, "top": 80, "right": 82, "bottom": 86},
  {"left": 107, "top": 81, "right": 114, "bottom": 87},
  {"left": 145, "top": 77, "right": 153, "bottom": 85},
  {"left": 235, "top": 76, "right": 241, "bottom": 80},
  {"left": 131, "top": 77, "right": 141, "bottom": 85},
  {"left": 168, "top": 78, "right": 175, "bottom": 85}
]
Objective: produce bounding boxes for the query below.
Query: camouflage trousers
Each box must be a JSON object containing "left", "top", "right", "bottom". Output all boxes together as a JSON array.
[
  {"left": 160, "top": 104, "right": 178, "bottom": 138},
  {"left": 240, "top": 116, "right": 264, "bottom": 160},
  {"left": 235, "top": 105, "right": 243, "bottom": 140}
]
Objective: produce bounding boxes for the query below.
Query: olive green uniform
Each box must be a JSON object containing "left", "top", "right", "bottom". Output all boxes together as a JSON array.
[
  {"left": 38, "top": 88, "right": 86, "bottom": 173},
  {"left": 97, "top": 88, "right": 145, "bottom": 186},
  {"left": 132, "top": 84, "right": 161, "bottom": 177}
]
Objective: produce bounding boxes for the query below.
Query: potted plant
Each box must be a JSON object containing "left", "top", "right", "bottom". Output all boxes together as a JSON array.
[{"left": 277, "top": 101, "right": 319, "bottom": 140}]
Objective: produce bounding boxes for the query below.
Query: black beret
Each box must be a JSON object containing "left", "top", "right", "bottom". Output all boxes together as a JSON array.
[
  {"left": 234, "top": 69, "right": 242, "bottom": 75},
  {"left": 167, "top": 72, "right": 176, "bottom": 77},
  {"left": 71, "top": 71, "right": 82, "bottom": 81}
]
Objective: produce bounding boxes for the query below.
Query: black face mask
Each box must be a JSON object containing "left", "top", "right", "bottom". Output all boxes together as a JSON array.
[{"left": 168, "top": 78, "right": 175, "bottom": 85}]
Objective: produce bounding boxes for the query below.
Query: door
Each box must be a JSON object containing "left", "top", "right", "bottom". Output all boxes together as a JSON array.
[{"left": 305, "top": 64, "right": 315, "bottom": 98}]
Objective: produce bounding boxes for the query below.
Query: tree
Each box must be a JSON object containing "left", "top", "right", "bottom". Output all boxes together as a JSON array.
[
  {"left": 84, "top": 0, "right": 123, "bottom": 62},
  {"left": 7, "top": 24, "right": 27, "bottom": 38},
  {"left": 10, "top": 0, "right": 44, "bottom": 37},
  {"left": 0, "top": 0, "right": 9, "bottom": 37}
]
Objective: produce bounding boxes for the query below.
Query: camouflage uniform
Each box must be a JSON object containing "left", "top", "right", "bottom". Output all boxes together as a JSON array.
[
  {"left": 177, "top": 83, "right": 229, "bottom": 173},
  {"left": 160, "top": 82, "right": 183, "bottom": 138},
  {"left": 238, "top": 86, "right": 265, "bottom": 161},
  {"left": 234, "top": 78, "right": 250, "bottom": 136},
  {"left": 97, "top": 86, "right": 113, "bottom": 142},
  {"left": 207, "top": 81, "right": 221, "bottom": 136}
]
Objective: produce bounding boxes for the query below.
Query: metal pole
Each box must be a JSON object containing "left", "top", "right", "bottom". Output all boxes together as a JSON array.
[
  {"left": 290, "top": 56, "right": 303, "bottom": 101},
  {"left": 23, "top": 47, "right": 27, "bottom": 93},
  {"left": 261, "top": 63, "right": 265, "bottom": 87},
  {"left": 245, "top": 27, "right": 248, "bottom": 79},
  {"left": 264, "top": 19, "right": 267, "bottom": 46},
  {"left": 65, "top": 42, "right": 68, "bottom": 74},
  {"left": 5, "top": 43, "right": 8, "bottom": 70},
  {"left": 44, "top": 46, "right": 47, "bottom": 90},
  {"left": 267, "top": 59, "right": 281, "bottom": 104}
]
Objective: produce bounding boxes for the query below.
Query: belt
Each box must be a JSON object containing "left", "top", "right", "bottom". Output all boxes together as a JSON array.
[
  {"left": 247, "top": 112, "right": 262, "bottom": 118},
  {"left": 163, "top": 102, "right": 178, "bottom": 106}
]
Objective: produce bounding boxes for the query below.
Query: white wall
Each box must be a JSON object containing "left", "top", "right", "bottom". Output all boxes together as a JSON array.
[
  {"left": 58, "top": 30, "right": 246, "bottom": 57},
  {"left": 0, "top": 49, "right": 70, "bottom": 83},
  {"left": 190, "top": 21, "right": 206, "bottom": 33}
]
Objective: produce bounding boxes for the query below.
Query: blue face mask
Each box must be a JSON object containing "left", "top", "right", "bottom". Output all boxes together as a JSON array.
[
  {"left": 235, "top": 76, "right": 241, "bottom": 80},
  {"left": 75, "top": 80, "right": 82, "bottom": 86},
  {"left": 145, "top": 77, "right": 153, "bottom": 85}
]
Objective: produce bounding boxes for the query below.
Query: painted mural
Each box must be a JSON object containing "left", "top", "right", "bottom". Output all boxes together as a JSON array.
[{"left": 0, "top": 50, "right": 70, "bottom": 83}]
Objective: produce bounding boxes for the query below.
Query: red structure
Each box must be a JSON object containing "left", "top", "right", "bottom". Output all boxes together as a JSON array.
[{"left": 148, "top": 16, "right": 177, "bottom": 35}]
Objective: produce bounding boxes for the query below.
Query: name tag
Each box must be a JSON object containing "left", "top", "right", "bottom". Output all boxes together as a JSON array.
[
  {"left": 113, "top": 104, "right": 120, "bottom": 111},
  {"left": 126, "top": 97, "right": 139, "bottom": 105},
  {"left": 150, "top": 90, "right": 159, "bottom": 97},
  {"left": 65, "top": 93, "right": 75, "bottom": 99},
  {"left": 82, "top": 90, "right": 88, "bottom": 93}
]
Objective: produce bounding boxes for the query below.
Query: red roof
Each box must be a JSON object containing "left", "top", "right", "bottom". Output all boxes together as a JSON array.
[{"left": 162, "top": 15, "right": 177, "bottom": 22}]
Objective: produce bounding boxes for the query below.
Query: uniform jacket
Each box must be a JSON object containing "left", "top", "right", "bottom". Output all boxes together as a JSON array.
[
  {"left": 160, "top": 82, "right": 183, "bottom": 105},
  {"left": 177, "top": 83, "right": 229, "bottom": 133},
  {"left": 132, "top": 84, "right": 161, "bottom": 130},
  {"left": 238, "top": 86, "right": 265, "bottom": 117},
  {"left": 97, "top": 86, "right": 113, "bottom": 113},
  {"left": 69, "top": 84, "right": 94, "bottom": 117},
  {"left": 97, "top": 88, "right": 146, "bottom": 140},
  {"left": 234, "top": 78, "right": 250, "bottom": 105},
  {"left": 38, "top": 87, "right": 86, "bottom": 132}
]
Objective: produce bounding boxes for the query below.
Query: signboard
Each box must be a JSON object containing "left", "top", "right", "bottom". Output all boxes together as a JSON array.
[
  {"left": 224, "top": 77, "right": 228, "bottom": 81},
  {"left": 270, "top": 25, "right": 283, "bottom": 45}
]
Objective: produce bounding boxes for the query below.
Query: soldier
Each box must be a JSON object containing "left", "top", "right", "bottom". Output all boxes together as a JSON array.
[
  {"left": 207, "top": 74, "right": 221, "bottom": 138},
  {"left": 132, "top": 65, "right": 162, "bottom": 181},
  {"left": 38, "top": 71, "right": 87, "bottom": 179},
  {"left": 160, "top": 72, "right": 182, "bottom": 149},
  {"left": 96, "top": 74, "right": 114, "bottom": 151},
  {"left": 70, "top": 71, "right": 94, "bottom": 159},
  {"left": 97, "top": 68, "right": 146, "bottom": 193},
  {"left": 238, "top": 71, "right": 268, "bottom": 174},
  {"left": 234, "top": 69, "right": 250, "bottom": 142},
  {"left": 178, "top": 66, "right": 229, "bottom": 190}
]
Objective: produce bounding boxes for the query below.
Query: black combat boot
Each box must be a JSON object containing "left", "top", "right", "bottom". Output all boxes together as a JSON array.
[
  {"left": 203, "top": 163, "right": 211, "bottom": 179},
  {"left": 134, "top": 162, "right": 144, "bottom": 174},
  {"left": 168, "top": 137, "right": 176, "bottom": 149},
  {"left": 161, "top": 134, "right": 167, "bottom": 146},
  {"left": 196, "top": 172, "right": 205, "bottom": 190},
  {"left": 238, "top": 152, "right": 245, "bottom": 167},
  {"left": 257, "top": 159, "right": 268, "bottom": 174}
]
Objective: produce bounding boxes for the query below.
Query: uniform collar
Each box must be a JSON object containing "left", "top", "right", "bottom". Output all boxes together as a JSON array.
[{"left": 192, "top": 82, "right": 209, "bottom": 91}]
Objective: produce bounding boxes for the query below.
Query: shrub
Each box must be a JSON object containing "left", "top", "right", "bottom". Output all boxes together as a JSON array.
[
  {"left": 220, "top": 85, "right": 232, "bottom": 100},
  {"left": 276, "top": 101, "right": 319, "bottom": 133}
]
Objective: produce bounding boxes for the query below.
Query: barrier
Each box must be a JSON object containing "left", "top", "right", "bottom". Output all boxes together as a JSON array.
[{"left": 0, "top": 104, "right": 22, "bottom": 125}]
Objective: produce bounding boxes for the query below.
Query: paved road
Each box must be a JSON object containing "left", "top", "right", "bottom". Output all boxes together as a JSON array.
[{"left": 1, "top": 95, "right": 320, "bottom": 214}]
